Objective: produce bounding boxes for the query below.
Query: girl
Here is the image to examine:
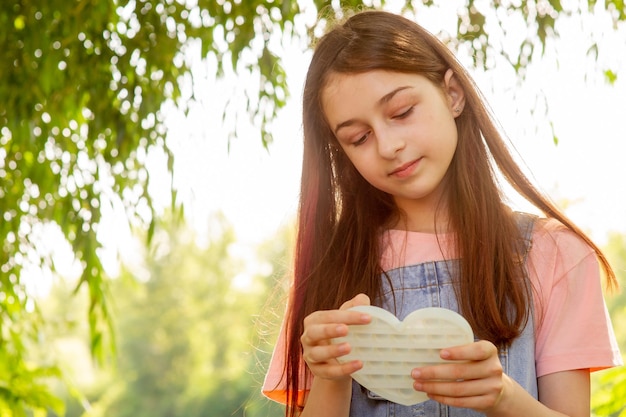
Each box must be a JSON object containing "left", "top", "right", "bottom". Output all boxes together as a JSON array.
[{"left": 263, "top": 9, "right": 621, "bottom": 417}]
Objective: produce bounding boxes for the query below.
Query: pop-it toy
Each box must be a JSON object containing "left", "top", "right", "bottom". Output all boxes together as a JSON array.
[{"left": 332, "top": 305, "right": 474, "bottom": 406}]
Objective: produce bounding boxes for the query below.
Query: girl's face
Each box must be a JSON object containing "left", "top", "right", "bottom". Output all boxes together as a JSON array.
[{"left": 322, "top": 70, "right": 465, "bottom": 226}]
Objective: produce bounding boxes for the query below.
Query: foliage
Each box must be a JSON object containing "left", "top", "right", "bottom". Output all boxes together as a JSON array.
[
  {"left": 37, "top": 218, "right": 626, "bottom": 416},
  {"left": 592, "top": 233, "right": 626, "bottom": 417},
  {"left": 1, "top": 0, "right": 624, "bottom": 414},
  {"left": 41, "top": 215, "right": 292, "bottom": 417},
  {"left": 458, "top": 0, "right": 624, "bottom": 74}
]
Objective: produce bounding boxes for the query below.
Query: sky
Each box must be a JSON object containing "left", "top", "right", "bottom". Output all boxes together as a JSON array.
[{"left": 163, "top": 2, "right": 626, "bottom": 252}]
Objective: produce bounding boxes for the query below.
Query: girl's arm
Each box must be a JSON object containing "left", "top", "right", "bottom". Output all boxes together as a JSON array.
[
  {"left": 536, "top": 370, "right": 590, "bottom": 417},
  {"left": 411, "top": 341, "right": 590, "bottom": 417},
  {"left": 298, "top": 294, "right": 372, "bottom": 417},
  {"left": 484, "top": 369, "right": 589, "bottom": 417},
  {"left": 298, "top": 376, "right": 353, "bottom": 417}
]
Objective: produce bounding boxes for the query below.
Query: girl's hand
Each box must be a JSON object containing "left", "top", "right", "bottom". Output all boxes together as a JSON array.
[
  {"left": 411, "top": 340, "right": 507, "bottom": 413},
  {"left": 300, "top": 293, "right": 371, "bottom": 381}
]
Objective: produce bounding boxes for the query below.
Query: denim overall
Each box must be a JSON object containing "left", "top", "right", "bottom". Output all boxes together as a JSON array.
[{"left": 350, "top": 214, "right": 537, "bottom": 417}]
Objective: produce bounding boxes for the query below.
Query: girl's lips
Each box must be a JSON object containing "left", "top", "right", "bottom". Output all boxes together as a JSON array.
[{"left": 389, "top": 158, "right": 421, "bottom": 178}]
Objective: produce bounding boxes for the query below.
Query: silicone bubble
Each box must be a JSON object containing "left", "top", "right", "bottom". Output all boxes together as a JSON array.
[{"left": 332, "top": 305, "right": 474, "bottom": 406}]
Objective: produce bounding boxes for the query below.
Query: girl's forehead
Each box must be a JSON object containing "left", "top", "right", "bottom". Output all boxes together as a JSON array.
[{"left": 321, "top": 70, "right": 433, "bottom": 103}]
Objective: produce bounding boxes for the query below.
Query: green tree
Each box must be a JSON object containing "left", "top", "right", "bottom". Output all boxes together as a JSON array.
[
  {"left": 49, "top": 215, "right": 289, "bottom": 417},
  {"left": 99, "top": 217, "right": 243, "bottom": 417},
  {"left": 1, "top": 0, "right": 624, "bottom": 413}
]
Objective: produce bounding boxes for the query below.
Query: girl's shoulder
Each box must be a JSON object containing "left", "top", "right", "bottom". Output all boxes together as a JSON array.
[
  {"left": 528, "top": 216, "right": 597, "bottom": 286},
  {"left": 530, "top": 216, "right": 595, "bottom": 259},
  {"left": 380, "top": 216, "right": 596, "bottom": 272},
  {"left": 530, "top": 216, "right": 621, "bottom": 376}
]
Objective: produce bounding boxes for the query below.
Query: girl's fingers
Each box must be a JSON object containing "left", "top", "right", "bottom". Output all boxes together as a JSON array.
[
  {"left": 301, "top": 322, "right": 348, "bottom": 347},
  {"left": 413, "top": 368, "right": 504, "bottom": 411},
  {"left": 439, "top": 340, "right": 498, "bottom": 361},
  {"left": 301, "top": 313, "right": 370, "bottom": 346},
  {"left": 302, "top": 294, "right": 371, "bottom": 348},
  {"left": 299, "top": 297, "right": 371, "bottom": 380},
  {"left": 302, "top": 339, "right": 363, "bottom": 380},
  {"left": 301, "top": 309, "right": 371, "bottom": 348},
  {"left": 414, "top": 377, "right": 502, "bottom": 399},
  {"left": 304, "top": 309, "right": 371, "bottom": 330},
  {"left": 310, "top": 359, "right": 364, "bottom": 379},
  {"left": 412, "top": 340, "right": 500, "bottom": 380},
  {"left": 411, "top": 340, "right": 505, "bottom": 411},
  {"left": 333, "top": 360, "right": 364, "bottom": 377},
  {"left": 412, "top": 357, "right": 502, "bottom": 382},
  {"left": 426, "top": 392, "right": 502, "bottom": 411},
  {"left": 304, "top": 342, "right": 351, "bottom": 365},
  {"left": 340, "top": 293, "right": 371, "bottom": 309}
]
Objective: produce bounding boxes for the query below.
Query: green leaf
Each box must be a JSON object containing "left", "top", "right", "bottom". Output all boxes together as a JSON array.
[{"left": 604, "top": 69, "right": 618, "bottom": 84}]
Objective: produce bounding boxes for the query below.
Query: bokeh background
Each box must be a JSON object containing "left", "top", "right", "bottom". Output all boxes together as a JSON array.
[{"left": 1, "top": 0, "right": 625, "bottom": 416}]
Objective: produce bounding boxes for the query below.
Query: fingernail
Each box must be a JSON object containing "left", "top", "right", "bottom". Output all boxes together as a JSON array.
[
  {"left": 414, "top": 381, "right": 423, "bottom": 391},
  {"left": 440, "top": 350, "right": 450, "bottom": 359},
  {"left": 411, "top": 369, "right": 421, "bottom": 379},
  {"left": 361, "top": 314, "right": 371, "bottom": 322}
]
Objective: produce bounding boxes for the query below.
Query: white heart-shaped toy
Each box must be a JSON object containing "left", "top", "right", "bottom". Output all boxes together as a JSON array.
[{"left": 332, "top": 305, "right": 474, "bottom": 406}]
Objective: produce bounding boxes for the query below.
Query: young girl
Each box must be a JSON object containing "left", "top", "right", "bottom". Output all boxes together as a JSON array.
[{"left": 263, "top": 9, "right": 622, "bottom": 417}]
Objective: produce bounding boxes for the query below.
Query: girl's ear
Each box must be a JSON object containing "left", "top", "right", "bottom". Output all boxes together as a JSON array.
[{"left": 443, "top": 68, "right": 466, "bottom": 118}]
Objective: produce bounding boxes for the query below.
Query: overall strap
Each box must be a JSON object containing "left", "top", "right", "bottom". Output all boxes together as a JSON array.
[{"left": 514, "top": 211, "right": 537, "bottom": 264}]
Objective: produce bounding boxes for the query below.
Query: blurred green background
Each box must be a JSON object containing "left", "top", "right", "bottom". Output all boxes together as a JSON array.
[
  {"left": 38, "top": 219, "right": 626, "bottom": 416},
  {"left": 1, "top": 0, "right": 624, "bottom": 416}
]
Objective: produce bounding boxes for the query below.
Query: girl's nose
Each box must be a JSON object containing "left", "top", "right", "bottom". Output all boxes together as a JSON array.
[{"left": 376, "top": 129, "right": 405, "bottom": 159}]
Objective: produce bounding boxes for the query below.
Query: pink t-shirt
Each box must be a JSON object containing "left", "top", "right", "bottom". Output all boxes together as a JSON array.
[{"left": 262, "top": 218, "right": 622, "bottom": 403}]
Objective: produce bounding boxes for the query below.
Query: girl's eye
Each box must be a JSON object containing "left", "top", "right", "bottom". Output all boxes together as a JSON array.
[
  {"left": 353, "top": 132, "right": 370, "bottom": 146},
  {"left": 393, "top": 106, "right": 414, "bottom": 119}
]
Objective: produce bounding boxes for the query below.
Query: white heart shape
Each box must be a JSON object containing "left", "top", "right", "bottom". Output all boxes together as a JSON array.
[{"left": 332, "top": 305, "right": 474, "bottom": 406}]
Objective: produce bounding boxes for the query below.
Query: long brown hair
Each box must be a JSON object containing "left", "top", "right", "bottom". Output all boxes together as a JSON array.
[{"left": 282, "top": 10, "right": 617, "bottom": 415}]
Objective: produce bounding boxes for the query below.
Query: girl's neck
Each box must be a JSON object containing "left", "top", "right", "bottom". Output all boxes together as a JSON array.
[
  {"left": 390, "top": 218, "right": 451, "bottom": 234},
  {"left": 390, "top": 196, "right": 451, "bottom": 234},
  {"left": 388, "top": 208, "right": 452, "bottom": 234}
]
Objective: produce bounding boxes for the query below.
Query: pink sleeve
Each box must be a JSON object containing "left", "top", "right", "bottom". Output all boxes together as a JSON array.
[
  {"left": 529, "top": 220, "right": 622, "bottom": 378},
  {"left": 262, "top": 319, "right": 312, "bottom": 405}
]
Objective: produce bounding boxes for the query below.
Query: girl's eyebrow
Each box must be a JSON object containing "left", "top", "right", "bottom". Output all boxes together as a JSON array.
[
  {"left": 333, "top": 86, "right": 413, "bottom": 135},
  {"left": 379, "top": 85, "right": 412, "bottom": 105}
]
